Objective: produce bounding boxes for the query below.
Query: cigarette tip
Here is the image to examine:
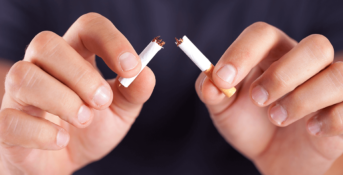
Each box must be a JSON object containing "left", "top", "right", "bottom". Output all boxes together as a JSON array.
[
  {"left": 153, "top": 36, "right": 166, "bottom": 47},
  {"left": 175, "top": 37, "right": 183, "bottom": 46}
]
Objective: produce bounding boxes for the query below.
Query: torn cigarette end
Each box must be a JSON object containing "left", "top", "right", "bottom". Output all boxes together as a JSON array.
[
  {"left": 153, "top": 36, "right": 166, "bottom": 47},
  {"left": 175, "top": 37, "right": 183, "bottom": 46},
  {"left": 176, "top": 35, "right": 236, "bottom": 98}
]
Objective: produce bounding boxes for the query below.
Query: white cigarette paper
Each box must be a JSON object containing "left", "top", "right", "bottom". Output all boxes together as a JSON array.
[
  {"left": 177, "top": 36, "right": 212, "bottom": 72},
  {"left": 176, "top": 35, "right": 236, "bottom": 98},
  {"left": 119, "top": 38, "right": 164, "bottom": 87}
]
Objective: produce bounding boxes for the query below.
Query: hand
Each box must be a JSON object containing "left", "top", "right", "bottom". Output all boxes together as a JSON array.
[
  {"left": 0, "top": 13, "right": 155, "bottom": 175},
  {"left": 195, "top": 22, "right": 343, "bottom": 175}
]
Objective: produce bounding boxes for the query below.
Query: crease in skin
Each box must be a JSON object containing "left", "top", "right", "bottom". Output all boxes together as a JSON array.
[
  {"left": 333, "top": 66, "right": 343, "bottom": 89},
  {"left": 18, "top": 69, "right": 39, "bottom": 107},
  {"left": 27, "top": 69, "right": 38, "bottom": 89},
  {"left": 14, "top": 66, "right": 31, "bottom": 99},
  {"left": 210, "top": 93, "right": 238, "bottom": 121},
  {"left": 73, "top": 68, "right": 89, "bottom": 87},
  {"left": 11, "top": 117, "right": 19, "bottom": 138},
  {"left": 16, "top": 68, "right": 37, "bottom": 105},
  {"left": 332, "top": 108, "right": 343, "bottom": 132},
  {"left": 326, "top": 67, "right": 343, "bottom": 93},
  {"left": 33, "top": 122, "right": 44, "bottom": 145},
  {"left": 41, "top": 35, "right": 60, "bottom": 60},
  {"left": 6, "top": 116, "right": 15, "bottom": 137},
  {"left": 46, "top": 43, "right": 60, "bottom": 59},
  {"left": 35, "top": 75, "right": 43, "bottom": 90},
  {"left": 25, "top": 69, "right": 36, "bottom": 88},
  {"left": 272, "top": 70, "right": 290, "bottom": 89},
  {"left": 57, "top": 91, "right": 70, "bottom": 116},
  {"left": 305, "top": 44, "right": 319, "bottom": 62}
]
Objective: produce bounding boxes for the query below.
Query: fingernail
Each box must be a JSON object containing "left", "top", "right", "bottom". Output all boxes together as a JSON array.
[
  {"left": 251, "top": 85, "right": 269, "bottom": 105},
  {"left": 216, "top": 64, "right": 236, "bottom": 84},
  {"left": 119, "top": 52, "right": 138, "bottom": 71},
  {"left": 56, "top": 129, "right": 70, "bottom": 148},
  {"left": 308, "top": 116, "right": 322, "bottom": 135},
  {"left": 270, "top": 104, "right": 288, "bottom": 125},
  {"left": 93, "top": 86, "right": 111, "bottom": 107},
  {"left": 78, "top": 105, "right": 91, "bottom": 124}
]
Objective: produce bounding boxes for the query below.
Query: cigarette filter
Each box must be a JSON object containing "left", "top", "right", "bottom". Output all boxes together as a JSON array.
[
  {"left": 119, "top": 36, "right": 165, "bottom": 87},
  {"left": 176, "top": 36, "right": 236, "bottom": 98}
]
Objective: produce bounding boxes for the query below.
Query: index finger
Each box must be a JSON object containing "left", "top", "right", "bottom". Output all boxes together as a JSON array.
[
  {"left": 63, "top": 12, "right": 141, "bottom": 78},
  {"left": 212, "top": 22, "right": 297, "bottom": 89}
]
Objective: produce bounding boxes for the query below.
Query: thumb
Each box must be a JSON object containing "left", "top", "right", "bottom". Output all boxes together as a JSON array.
[
  {"left": 195, "top": 68, "right": 276, "bottom": 159},
  {"left": 109, "top": 66, "right": 156, "bottom": 125},
  {"left": 195, "top": 72, "right": 236, "bottom": 116}
]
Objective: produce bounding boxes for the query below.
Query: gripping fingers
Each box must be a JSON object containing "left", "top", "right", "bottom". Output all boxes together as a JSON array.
[
  {"left": 25, "top": 31, "right": 113, "bottom": 109},
  {"left": 307, "top": 103, "right": 343, "bottom": 136},
  {"left": 268, "top": 62, "right": 343, "bottom": 126},
  {"left": 212, "top": 22, "right": 297, "bottom": 89},
  {"left": 0, "top": 108, "right": 69, "bottom": 149},
  {"left": 5, "top": 61, "right": 93, "bottom": 128},
  {"left": 63, "top": 12, "right": 142, "bottom": 78},
  {"left": 195, "top": 72, "right": 233, "bottom": 115},
  {"left": 250, "top": 34, "right": 334, "bottom": 107},
  {"left": 111, "top": 67, "right": 156, "bottom": 124}
]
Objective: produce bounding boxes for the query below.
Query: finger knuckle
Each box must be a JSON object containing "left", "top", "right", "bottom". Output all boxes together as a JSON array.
[
  {"left": 5, "top": 61, "right": 35, "bottom": 94},
  {"left": 286, "top": 93, "right": 309, "bottom": 114},
  {"left": 327, "top": 62, "right": 343, "bottom": 91},
  {"left": 248, "top": 22, "right": 276, "bottom": 36},
  {"left": 58, "top": 91, "right": 75, "bottom": 114},
  {"left": 71, "top": 67, "right": 104, "bottom": 98},
  {"left": 328, "top": 107, "right": 343, "bottom": 132},
  {"left": 0, "top": 109, "right": 16, "bottom": 141},
  {"left": 305, "top": 34, "right": 334, "bottom": 64},
  {"left": 26, "top": 31, "right": 60, "bottom": 59},
  {"left": 269, "top": 70, "right": 290, "bottom": 91},
  {"left": 229, "top": 46, "right": 252, "bottom": 63},
  {"left": 71, "top": 66, "right": 93, "bottom": 87},
  {"left": 5, "top": 61, "right": 30, "bottom": 91},
  {"left": 77, "top": 12, "right": 107, "bottom": 28}
]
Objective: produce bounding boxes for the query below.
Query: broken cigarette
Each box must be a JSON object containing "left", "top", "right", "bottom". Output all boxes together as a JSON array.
[
  {"left": 175, "top": 36, "right": 236, "bottom": 98},
  {"left": 119, "top": 36, "right": 165, "bottom": 87}
]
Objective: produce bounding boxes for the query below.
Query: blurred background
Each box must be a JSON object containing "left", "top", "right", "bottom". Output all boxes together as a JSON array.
[{"left": 0, "top": 0, "right": 343, "bottom": 174}]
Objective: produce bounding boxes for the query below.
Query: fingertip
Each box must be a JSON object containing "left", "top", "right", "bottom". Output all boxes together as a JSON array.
[
  {"left": 212, "top": 63, "right": 238, "bottom": 89},
  {"left": 250, "top": 85, "right": 269, "bottom": 107},
  {"left": 0, "top": 109, "right": 71, "bottom": 150},
  {"left": 117, "top": 67, "right": 156, "bottom": 104},
  {"left": 307, "top": 116, "right": 322, "bottom": 136},
  {"left": 130, "top": 67, "right": 156, "bottom": 92},
  {"left": 268, "top": 103, "right": 288, "bottom": 127},
  {"left": 92, "top": 83, "right": 113, "bottom": 109},
  {"left": 201, "top": 76, "right": 226, "bottom": 105},
  {"left": 56, "top": 128, "right": 70, "bottom": 148},
  {"left": 116, "top": 51, "right": 142, "bottom": 78},
  {"left": 76, "top": 105, "right": 94, "bottom": 127}
]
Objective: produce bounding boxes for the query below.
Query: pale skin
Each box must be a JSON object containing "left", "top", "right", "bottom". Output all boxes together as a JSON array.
[{"left": 0, "top": 13, "right": 342, "bottom": 174}]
